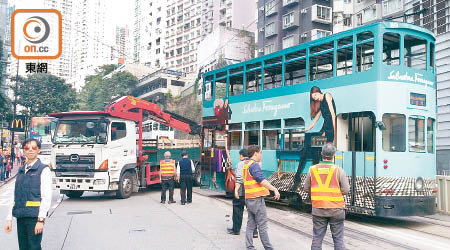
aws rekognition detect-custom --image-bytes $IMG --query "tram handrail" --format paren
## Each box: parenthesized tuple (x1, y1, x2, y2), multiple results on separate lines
(436, 175, 450, 215)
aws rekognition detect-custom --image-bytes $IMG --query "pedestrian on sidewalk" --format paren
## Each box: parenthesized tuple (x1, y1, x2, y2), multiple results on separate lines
(5, 158, 11, 179)
(243, 145, 280, 250)
(304, 143, 350, 250)
(5, 138, 52, 250)
(177, 151, 195, 205)
(0, 151, 6, 181)
(160, 151, 176, 204)
(228, 148, 258, 238)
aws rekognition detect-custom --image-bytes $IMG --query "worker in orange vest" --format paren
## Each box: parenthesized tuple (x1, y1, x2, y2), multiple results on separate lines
(304, 143, 350, 250)
(160, 151, 176, 204)
(243, 145, 280, 250)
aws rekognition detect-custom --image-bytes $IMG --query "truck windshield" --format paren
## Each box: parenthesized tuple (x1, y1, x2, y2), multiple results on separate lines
(53, 120, 106, 144)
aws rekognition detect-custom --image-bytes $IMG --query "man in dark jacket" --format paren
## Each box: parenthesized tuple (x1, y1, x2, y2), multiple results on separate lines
(4, 138, 52, 250)
(177, 151, 195, 205)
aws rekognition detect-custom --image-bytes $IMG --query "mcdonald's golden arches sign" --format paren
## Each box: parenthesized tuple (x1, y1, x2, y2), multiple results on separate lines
(9, 115, 25, 132)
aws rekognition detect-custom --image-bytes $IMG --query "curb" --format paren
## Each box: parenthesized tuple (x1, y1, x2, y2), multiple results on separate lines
(0, 173, 17, 188)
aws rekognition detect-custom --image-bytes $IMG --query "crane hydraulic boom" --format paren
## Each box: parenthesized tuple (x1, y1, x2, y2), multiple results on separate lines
(104, 96, 201, 164)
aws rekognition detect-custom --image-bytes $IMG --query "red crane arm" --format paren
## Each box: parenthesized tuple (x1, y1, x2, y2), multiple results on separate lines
(104, 96, 198, 134)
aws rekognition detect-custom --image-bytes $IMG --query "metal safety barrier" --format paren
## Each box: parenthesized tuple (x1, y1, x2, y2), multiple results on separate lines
(437, 175, 450, 215)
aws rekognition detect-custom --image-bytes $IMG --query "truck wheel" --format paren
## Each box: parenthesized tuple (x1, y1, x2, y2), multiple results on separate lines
(117, 171, 133, 199)
(65, 191, 84, 199)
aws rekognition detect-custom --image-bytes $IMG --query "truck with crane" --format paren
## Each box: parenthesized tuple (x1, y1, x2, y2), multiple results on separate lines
(49, 96, 201, 199)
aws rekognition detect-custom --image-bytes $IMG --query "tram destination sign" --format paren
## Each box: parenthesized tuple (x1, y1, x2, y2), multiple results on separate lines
(410, 92, 426, 106)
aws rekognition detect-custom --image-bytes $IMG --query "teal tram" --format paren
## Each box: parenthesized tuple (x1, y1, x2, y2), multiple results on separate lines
(200, 22, 437, 217)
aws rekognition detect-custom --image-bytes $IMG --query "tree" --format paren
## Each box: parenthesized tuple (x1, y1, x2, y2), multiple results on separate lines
(17, 73, 78, 117)
(79, 64, 138, 111)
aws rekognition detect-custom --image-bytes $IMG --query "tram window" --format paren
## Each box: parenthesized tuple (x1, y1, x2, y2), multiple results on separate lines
(285, 49, 306, 61)
(430, 43, 435, 71)
(285, 59, 306, 85)
(228, 123, 242, 150)
(356, 41, 374, 72)
(338, 36, 353, 47)
(215, 78, 227, 100)
(409, 117, 425, 153)
(245, 70, 261, 93)
(284, 117, 305, 151)
(404, 35, 427, 70)
(309, 42, 334, 81)
(383, 33, 400, 65)
(337, 46, 353, 76)
(153, 122, 159, 131)
(382, 114, 406, 152)
(229, 74, 244, 96)
(357, 31, 373, 43)
(244, 121, 260, 146)
(264, 65, 282, 89)
(263, 120, 281, 150)
(427, 118, 435, 153)
(204, 82, 212, 101)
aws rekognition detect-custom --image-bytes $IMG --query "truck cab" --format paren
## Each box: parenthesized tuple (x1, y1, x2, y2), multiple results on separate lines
(51, 112, 138, 198)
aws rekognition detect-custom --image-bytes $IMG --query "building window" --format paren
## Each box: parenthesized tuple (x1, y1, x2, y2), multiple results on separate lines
(382, 0, 402, 16)
(156, 48, 160, 54)
(264, 44, 275, 55)
(343, 16, 352, 26)
(282, 35, 296, 49)
(265, 22, 277, 37)
(265, 0, 277, 16)
(316, 5, 331, 21)
(283, 12, 295, 29)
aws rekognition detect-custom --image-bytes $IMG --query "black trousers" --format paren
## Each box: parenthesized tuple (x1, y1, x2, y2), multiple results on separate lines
(17, 217, 42, 250)
(232, 196, 245, 233)
(161, 178, 175, 201)
(179, 174, 193, 203)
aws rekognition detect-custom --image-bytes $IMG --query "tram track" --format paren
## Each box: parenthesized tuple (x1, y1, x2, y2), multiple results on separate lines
(195, 190, 421, 249)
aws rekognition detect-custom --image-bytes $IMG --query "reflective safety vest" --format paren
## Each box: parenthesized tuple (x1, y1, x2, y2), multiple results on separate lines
(310, 162, 345, 209)
(160, 160, 175, 177)
(242, 160, 269, 199)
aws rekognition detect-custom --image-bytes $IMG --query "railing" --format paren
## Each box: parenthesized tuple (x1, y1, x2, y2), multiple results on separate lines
(437, 175, 450, 215)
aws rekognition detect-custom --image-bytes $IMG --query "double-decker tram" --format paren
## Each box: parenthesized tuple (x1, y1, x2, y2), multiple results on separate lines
(200, 22, 437, 217)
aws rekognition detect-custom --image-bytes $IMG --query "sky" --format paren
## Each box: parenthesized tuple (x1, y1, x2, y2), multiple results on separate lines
(9, 0, 134, 45)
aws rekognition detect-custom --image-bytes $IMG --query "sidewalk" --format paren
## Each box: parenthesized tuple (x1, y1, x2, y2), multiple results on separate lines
(0, 161, 20, 188)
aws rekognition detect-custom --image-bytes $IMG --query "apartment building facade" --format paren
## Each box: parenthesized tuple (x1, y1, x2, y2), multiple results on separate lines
(257, 0, 333, 56)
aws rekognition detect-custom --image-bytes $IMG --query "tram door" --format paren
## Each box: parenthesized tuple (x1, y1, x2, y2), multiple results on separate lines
(336, 112, 375, 210)
(200, 128, 214, 189)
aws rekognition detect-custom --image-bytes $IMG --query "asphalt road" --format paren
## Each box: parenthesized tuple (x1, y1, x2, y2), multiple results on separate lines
(1, 180, 450, 250)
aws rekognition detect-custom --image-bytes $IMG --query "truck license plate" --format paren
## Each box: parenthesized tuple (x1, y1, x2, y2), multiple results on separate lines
(69, 184, 77, 190)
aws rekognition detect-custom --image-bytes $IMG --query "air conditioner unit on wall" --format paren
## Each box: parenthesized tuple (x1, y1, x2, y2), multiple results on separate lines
(258, 48, 264, 52)
(301, 33, 308, 38)
(259, 27, 265, 32)
(301, 9, 307, 14)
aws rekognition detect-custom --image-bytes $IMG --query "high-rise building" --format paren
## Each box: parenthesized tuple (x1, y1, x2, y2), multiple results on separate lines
(70, 0, 109, 89)
(257, 0, 333, 56)
(134, 0, 168, 69)
(111, 26, 131, 65)
(0, 0, 9, 96)
(201, 0, 257, 37)
(134, 0, 257, 75)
